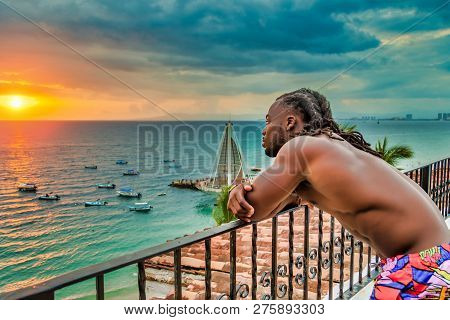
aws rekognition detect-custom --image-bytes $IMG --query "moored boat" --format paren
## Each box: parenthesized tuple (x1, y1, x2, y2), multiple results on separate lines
(123, 169, 139, 176)
(117, 187, 142, 198)
(38, 194, 60, 200)
(157, 192, 167, 196)
(116, 160, 128, 165)
(85, 165, 98, 169)
(18, 183, 38, 192)
(97, 182, 116, 189)
(129, 202, 153, 212)
(250, 167, 261, 172)
(85, 200, 108, 207)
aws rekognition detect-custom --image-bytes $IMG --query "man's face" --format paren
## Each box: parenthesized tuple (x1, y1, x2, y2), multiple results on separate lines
(262, 102, 302, 157)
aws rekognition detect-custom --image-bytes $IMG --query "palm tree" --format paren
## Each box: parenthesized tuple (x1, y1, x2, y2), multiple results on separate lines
(338, 123, 357, 133)
(211, 185, 236, 225)
(375, 137, 414, 169)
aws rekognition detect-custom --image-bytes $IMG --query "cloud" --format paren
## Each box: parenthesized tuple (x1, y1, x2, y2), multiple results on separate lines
(0, 0, 448, 120)
(1, 0, 382, 74)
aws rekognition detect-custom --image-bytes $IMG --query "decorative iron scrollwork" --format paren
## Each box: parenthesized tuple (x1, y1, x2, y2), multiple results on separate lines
(344, 246, 352, 256)
(277, 265, 287, 277)
(294, 273, 304, 285)
(236, 283, 249, 298)
(261, 294, 271, 300)
(333, 252, 342, 264)
(309, 248, 318, 260)
(322, 241, 331, 253)
(217, 293, 229, 300)
(217, 283, 249, 300)
(321, 258, 331, 269)
(277, 283, 287, 298)
(309, 266, 318, 279)
(334, 237, 343, 247)
(259, 271, 271, 287)
(295, 255, 305, 269)
(345, 232, 353, 241)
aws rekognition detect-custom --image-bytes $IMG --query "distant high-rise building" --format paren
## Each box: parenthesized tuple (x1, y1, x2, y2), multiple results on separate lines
(406, 114, 412, 120)
(444, 113, 449, 121)
(438, 113, 443, 120)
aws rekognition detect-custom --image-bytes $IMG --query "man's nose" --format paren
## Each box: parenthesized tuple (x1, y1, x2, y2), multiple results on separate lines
(262, 127, 267, 136)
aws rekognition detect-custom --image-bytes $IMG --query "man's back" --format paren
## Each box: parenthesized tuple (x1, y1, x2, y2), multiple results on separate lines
(296, 134, 449, 258)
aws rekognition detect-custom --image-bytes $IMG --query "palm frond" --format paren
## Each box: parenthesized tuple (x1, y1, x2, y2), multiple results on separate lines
(375, 137, 414, 168)
(338, 123, 357, 133)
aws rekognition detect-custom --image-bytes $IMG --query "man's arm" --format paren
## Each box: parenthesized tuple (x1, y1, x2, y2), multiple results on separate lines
(241, 137, 310, 221)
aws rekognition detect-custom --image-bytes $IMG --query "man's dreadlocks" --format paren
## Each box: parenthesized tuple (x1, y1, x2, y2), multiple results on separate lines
(276, 88, 382, 158)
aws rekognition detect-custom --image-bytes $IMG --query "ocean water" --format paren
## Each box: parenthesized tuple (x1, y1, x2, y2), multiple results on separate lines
(0, 120, 449, 299)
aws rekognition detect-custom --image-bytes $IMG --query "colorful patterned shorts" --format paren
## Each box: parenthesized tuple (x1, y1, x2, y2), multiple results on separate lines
(370, 242, 450, 300)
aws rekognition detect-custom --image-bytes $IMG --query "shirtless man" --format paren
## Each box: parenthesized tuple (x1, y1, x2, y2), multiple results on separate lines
(227, 88, 450, 300)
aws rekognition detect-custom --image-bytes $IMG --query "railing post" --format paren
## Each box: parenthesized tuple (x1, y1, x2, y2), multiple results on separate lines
(338, 227, 345, 299)
(251, 224, 258, 300)
(420, 164, 431, 194)
(328, 216, 334, 300)
(96, 274, 104, 300)
(204, 239, 211, 300)
(271, 217, 278, 300)
(174, 248, 182, 300)
(303, 206, 309, 300)
(229, 230, 237, 300)
(316, 210, 323, 300)
(138, 262, 146, 300)
(288, 211, 294, 300)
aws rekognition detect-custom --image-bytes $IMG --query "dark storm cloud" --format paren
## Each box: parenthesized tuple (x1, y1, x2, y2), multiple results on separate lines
(0, 0, 383, 73)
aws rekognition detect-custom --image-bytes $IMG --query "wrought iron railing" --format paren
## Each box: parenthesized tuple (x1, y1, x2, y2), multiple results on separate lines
(0, 157, 448, 300)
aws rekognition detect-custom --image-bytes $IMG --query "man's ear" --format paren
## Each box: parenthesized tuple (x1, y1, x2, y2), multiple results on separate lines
(286, 115, 296, 131)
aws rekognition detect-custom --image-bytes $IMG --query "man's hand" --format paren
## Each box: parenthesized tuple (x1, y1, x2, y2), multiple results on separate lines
(227, 184, 254, 222)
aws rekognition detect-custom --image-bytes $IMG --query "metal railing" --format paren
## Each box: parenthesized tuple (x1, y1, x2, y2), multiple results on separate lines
(1, 157, 448, 300)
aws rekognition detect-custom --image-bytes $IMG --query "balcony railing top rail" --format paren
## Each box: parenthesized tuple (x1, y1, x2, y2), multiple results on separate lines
(1, 157, 448, 300)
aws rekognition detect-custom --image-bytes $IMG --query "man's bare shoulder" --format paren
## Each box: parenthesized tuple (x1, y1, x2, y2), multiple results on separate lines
(273, 134, 349, 176)
(279, 134, 347, 161)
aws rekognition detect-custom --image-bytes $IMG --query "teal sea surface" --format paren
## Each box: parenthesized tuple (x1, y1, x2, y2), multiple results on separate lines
(0, 120, 449, 299)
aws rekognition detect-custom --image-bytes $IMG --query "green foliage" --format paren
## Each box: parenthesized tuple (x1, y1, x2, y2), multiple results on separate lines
(212, 185, 237, 226)
(338, 123, 357, 133)
(375, 137, 414, 169)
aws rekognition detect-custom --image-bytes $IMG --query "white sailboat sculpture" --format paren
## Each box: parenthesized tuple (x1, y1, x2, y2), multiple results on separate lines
(170, 121, 247, 192)
(196, 121, 246, 192)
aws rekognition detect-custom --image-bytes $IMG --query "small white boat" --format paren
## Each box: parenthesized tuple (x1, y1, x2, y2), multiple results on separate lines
(117, 187, 142, 198)
(123, 169, 139, 176)
(97, 183, 116, 189)
(85, 200, 108, 207)
(85, 165, 98, 169)
(38, 194, 60, 200)
(129, 202, 153, 212)
(157, 193, 167, 196)
(18, 183, 38, 192)
(116, 160, 128, 165)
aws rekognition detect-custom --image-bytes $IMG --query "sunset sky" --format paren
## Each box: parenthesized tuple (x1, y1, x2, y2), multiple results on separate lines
(0, 1, 448, 120)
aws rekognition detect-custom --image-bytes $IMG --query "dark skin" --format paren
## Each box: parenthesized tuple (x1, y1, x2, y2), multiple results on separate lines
(228, 101, 449, 259)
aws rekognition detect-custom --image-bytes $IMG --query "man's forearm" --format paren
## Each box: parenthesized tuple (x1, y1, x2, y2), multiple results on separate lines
(251, 192, 299, 221)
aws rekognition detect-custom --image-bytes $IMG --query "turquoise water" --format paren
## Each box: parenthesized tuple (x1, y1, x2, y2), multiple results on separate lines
(0, 120, 449, 299)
